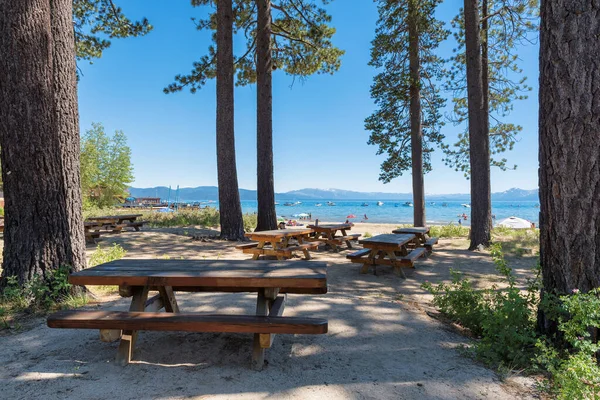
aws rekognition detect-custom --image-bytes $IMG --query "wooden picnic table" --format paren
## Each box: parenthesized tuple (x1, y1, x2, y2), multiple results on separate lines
(347, 233, 426, 278)
(241, 228, 318, 260)
(86, 214, 147, 232)
(47, 259, 328, 370)
(307, 223, 361, 252)
(392, 226, 438, 252)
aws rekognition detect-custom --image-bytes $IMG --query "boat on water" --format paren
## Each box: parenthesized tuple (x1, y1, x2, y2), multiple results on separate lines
(315, 203, 322, 207)
(394, 203, 399, 207)
(361, 202, 369, 207)
(429, 202, 435, 206)
(295, 201, 302, 205)
(283, 202, 295, 206)
(404, 201, 413, 207)
(377, 201, 384, 206)
(442, 202, 448, 207)
(327, 201, 336, 206)
(461, 203, 471, 208)
(274, 202, 279, 205)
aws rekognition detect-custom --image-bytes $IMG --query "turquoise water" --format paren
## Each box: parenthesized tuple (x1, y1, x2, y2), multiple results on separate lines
(232, 200, 540, 226)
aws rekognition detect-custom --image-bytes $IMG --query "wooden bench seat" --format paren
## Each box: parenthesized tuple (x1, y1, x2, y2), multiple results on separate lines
(125, 220, 148, 231)
(346, 248, 370, 259)
(47, 310, 328, 335)
(235, 242, 259, 250)
(285, 242, 320, 252)
(336, 234, 361, 241)
(401, 247, 427, 263)
(425, 237, 438, 248)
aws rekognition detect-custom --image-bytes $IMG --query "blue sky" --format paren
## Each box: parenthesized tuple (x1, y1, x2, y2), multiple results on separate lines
(77, 0, 540, 195)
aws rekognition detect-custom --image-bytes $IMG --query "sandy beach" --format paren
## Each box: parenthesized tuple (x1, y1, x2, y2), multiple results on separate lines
(0, 224, 540, 399)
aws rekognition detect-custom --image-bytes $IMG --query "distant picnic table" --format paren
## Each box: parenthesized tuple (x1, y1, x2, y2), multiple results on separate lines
(347, 233, 426, 278)
(392, 226, 438, 253)
(307, 223, 360, 252)
(47, 259, 328, 370)
(240, 228, 318, 260)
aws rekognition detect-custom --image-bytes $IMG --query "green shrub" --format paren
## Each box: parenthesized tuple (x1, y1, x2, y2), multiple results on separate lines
(1, 265, 82, 316)
(428, 224, 471, 238)
(88, 243, 127, 267)
(144, 208, 220, 228)
(0, 206, 4, 217)
(423, 243, 540, 368)
(243, 213, 257, 232)
(363, 232, 373, 238)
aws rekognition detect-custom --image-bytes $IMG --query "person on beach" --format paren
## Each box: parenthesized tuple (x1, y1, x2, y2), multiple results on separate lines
(458, 218, 462, 225)
(364, 214, 368, 220)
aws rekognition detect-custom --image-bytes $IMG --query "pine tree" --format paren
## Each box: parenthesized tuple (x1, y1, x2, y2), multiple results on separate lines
(538, 0, 600, 332)
(365, 0, 448, 226)
(165, 0, 343, 232)
(0, 0, 86, 285)
(444, 0, 537, 249)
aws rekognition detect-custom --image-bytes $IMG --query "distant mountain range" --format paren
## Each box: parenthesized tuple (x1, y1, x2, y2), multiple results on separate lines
(128, 186, 539, 202)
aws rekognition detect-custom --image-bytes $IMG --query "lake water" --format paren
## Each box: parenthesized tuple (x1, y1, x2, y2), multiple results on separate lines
(231, 200, 540, 226)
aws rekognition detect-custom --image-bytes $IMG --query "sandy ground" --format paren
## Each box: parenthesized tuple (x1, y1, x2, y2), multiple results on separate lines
(0, 223, 541, 400)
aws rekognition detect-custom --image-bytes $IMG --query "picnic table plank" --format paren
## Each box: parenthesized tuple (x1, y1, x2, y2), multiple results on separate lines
(69, 260, 328, 290)
(88, 214, 143, 221)
(392, 227, 430, 235)
(359, 233, 415, 247)
(244, 229, 315, 260)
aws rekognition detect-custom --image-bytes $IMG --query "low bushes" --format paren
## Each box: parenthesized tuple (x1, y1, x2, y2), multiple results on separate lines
(423, 243, 600, 399)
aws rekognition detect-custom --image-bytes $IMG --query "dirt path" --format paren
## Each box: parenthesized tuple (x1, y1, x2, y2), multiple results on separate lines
(0, 226, 540, 399)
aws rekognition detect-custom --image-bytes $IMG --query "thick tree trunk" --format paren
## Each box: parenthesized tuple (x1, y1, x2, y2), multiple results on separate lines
(216, 0, 245, 240)
(0, 0, 86, 286)
(464, 0, 491, 250)
(538, 0, 600, 301)
(408, 0, 425, 227)
(51, 0, 86, 272)
(255, 0, 277, 232)
(481, 0, 489, 129)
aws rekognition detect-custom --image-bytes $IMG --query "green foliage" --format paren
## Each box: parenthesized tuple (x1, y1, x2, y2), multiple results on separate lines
(243, 213, 258, 232)
(80, 123, 134, 209)
(73, 0, 153, 63)
(424, 243, 600, 397)
(88, 243, 127, 267)
(0, 266, 84, 320)
(365, 0, 448, 183)
(165, 0, 344, 93)
(144, 208, 220, 228)
(0, 207, 4, 217)
(442, 0, 538, 176)
(428, 224, 471, 238)
(363, 232, 373, 238)
(422, 243, 540, 368)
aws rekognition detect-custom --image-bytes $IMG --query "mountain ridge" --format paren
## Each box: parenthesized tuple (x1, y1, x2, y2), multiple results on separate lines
(128, 186, 539, 202)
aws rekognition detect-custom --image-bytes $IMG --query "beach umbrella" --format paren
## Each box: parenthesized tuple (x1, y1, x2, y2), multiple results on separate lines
(277, 216, 286, 222)
(346, 214, 357, 219)
(496, 216, 532, 229)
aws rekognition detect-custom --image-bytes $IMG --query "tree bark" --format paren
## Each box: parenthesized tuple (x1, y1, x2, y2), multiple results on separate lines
(538, 0, 600, 300)
(408, 0, 425, 227)
(464, 0, 491, 250)
(0, 0, 86, 286)
(255, 0, 277, 232)
(216, 0, 246, 240)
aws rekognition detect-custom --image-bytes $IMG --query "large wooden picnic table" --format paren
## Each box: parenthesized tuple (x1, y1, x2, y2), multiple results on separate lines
(307, 223, 361, 252)
(242, 228, 317, 260)
(347, 233, 425, 278)
(48, 259, 328, 370)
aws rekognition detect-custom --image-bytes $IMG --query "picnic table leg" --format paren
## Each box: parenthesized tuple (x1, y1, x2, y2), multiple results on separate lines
(387, 251, 407, 279)
(360, 249, 376, 274)
(328, 232, 339, 252)
(158, 286, 180, 313)
(116, 286, 150, 366)
(296, 235, 311, 260)
(254, 241, 266, 260)
(252, 288, 278, 370)
(341, 229, 353, 249)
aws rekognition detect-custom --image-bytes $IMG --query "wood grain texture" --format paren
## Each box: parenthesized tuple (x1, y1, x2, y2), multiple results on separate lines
(392, 227, 430, 235)
(48, 311, 328, 334)
(359, 234, 415, 247)
(538, 0, 600, 294)
(68, 259, 328, 289)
